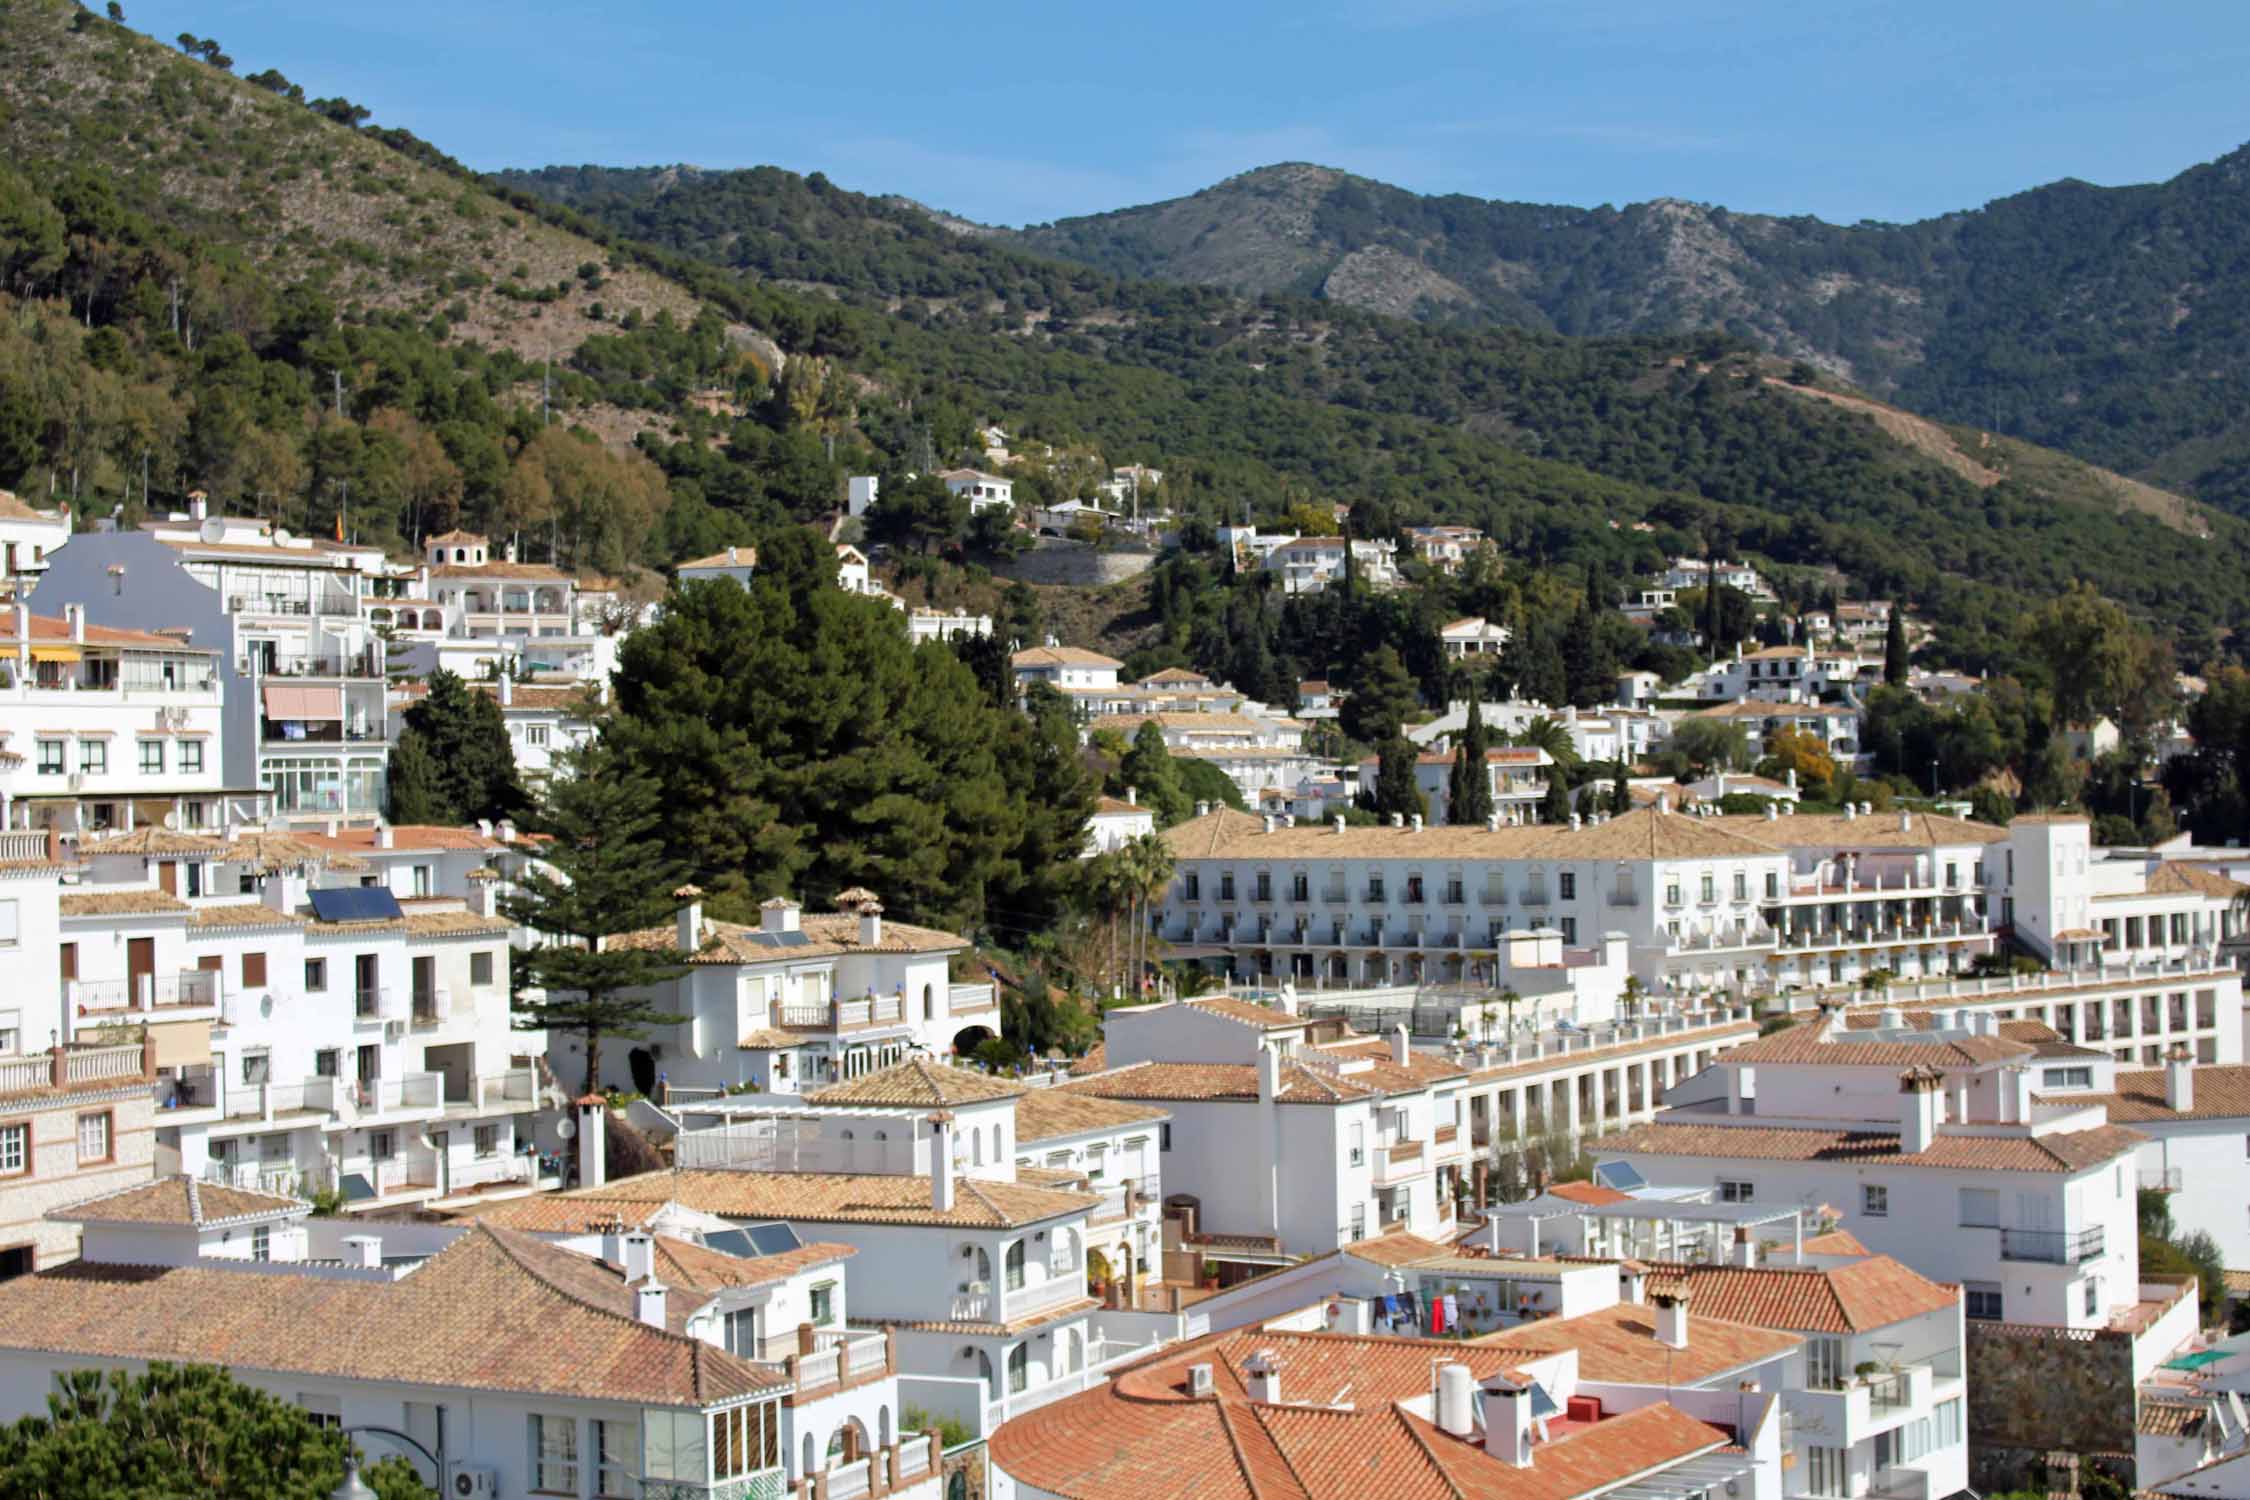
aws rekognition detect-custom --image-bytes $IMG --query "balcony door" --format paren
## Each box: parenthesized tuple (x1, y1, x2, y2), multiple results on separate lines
(127, 937, 155, 1002)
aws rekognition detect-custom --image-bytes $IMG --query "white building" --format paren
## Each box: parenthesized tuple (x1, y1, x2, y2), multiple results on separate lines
(1087, 710, 1316, 802)
(940, 469, 1015, 513)
(1662, 556, 1777, 602)
(1262, 535, 1400, 595)
(1439, 614, 1512, 662)
(847, 475, 880, 518)
(1354, 745, 1553, 826)
(0, 1179, 906, 1499)
(1684, 698, 1865, 765)
(1011, 643, 1122, 699)
(676, 544, 759, 590)
(0, 490, 70, 597)
(580, 892, 1002, 1097)
(0, 605, 231, 842)
(1085, 793, 1155, 857)
(1403, 524, 1488, 575)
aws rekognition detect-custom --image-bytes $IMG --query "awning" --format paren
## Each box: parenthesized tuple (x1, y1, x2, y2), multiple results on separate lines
(146, 1019, 212, 1070)
(27, 645, 81, 663)
(261, 684, 344, 720)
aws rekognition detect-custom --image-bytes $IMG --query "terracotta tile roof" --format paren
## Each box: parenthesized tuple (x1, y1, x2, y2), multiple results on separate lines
(1012, 645, 1122, 669)
(2088, 1065, 2250, 1122)
(188, 902, 304, 930)
(512, 1169, 1096, 1230)
(0, 1223, 777, 1406)
(2139, 1400, 2208, 1439)
(0, 614, 212, 651)
(60, 889, 190, 917)
(1161, 805, 1786, 862)
(52, 1175, 306, 1228)
(77, 828, 229, 858)
(1721, 1011, 2032, 1067)
(1711, 809, 2006, 849)
(1475, 1298, 1800, 1383)
(215, 831, 370, 873)
(2144, 863, 2250, 900)
(443, 1194, 683, 1234)
(1014, 1089, 1170, 1144)
(1340, 1229, 1454, 1268)
(1548, 1180, 1632, 1206)
(807, 1059, 1025, 1107)
(1600, 1120, 2147, 1173)
(1799, 1228, 1872, 1256)
(990, 1323, 1732, 1500)
(299, 825, 504, 854)
(1094, 796, 1153, 817)
(1068, 1043, 1108, 1076)
(1064, 1061, 1377, 1105)
(612, 911, 966, 962)
(676, 546, 757, 570)
(402, 909, 512, 938)
(1636, 1258, 1958, 1333)
(736, 1029, 804, 1050)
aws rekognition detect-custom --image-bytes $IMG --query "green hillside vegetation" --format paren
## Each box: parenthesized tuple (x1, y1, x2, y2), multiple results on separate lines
(999, 156, 2250, 515)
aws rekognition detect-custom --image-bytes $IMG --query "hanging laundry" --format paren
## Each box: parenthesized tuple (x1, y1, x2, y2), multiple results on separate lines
(1443, 1293, 1461, 1330)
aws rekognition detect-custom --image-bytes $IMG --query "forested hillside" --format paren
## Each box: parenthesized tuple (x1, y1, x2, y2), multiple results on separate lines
(5, 0, 2250, 670)
(998, 155, 2250, 514)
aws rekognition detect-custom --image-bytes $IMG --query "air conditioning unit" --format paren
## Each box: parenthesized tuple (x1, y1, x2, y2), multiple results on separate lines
(447, 1465, 500, 1499)
(384, 1020, 406, 1044)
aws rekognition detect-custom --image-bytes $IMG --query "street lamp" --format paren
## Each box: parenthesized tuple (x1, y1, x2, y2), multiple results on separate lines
(329, 1456, 378, 1500)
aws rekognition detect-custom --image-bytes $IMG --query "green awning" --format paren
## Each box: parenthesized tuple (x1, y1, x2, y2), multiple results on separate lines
(2163, 1350, 2228, 1371)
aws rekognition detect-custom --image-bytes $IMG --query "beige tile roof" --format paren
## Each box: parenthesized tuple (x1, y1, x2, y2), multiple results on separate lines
(1599, 1120, 2146, 1173)
(51, 1175, 306, 1228)
(2144, 863, 2250, 900)
(299, 825, 504, 854)
(402, 909, 512, 938)
(2088, 1065, 2250, 1122)
(188, 903, 304, 930)
(1163, 804, 1795, 862)
(1184, 996, 1313, 1030)
(806, 1059, 1025, 1108)
(0, 1223, 778, 1406)
(612, 911, 966, 963)
(1013, 645, 1123, 669)
(1340, 1229, 1454, 1268)
(1637, 1258, 1959, 1333)
(443, 1194, 683, 1234)
(1064, 1061, 1378, 1105)
(78, 828, 230, 858)
(1709, 810, 2007, 849)
(216, 831, 370, 874)
(1721, 1011, 2033, 1067)
(676, 546, 758, 570)
(648, 1235, 856, 1294)
(505, 1168, 1097, 1230)
(1474, 1298, 1801, 1383)
(60, 889, 190, 917)
(1014, 1090, 1170, 1144)
(2139, 1400, 2208, 1439)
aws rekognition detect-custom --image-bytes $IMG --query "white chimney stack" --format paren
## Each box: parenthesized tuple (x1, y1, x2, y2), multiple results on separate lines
(1197, 801, 1211, 818)
(1899, 1067, 1942, 1154)
(1126, 785, 1137, 807)
(1244, 1350, 1281, 1404)
(1487, 813, 1502, 832)
(1264, 815, 1277, 834)
(1654, 1291, 1690, 1349)
(341, 1234, 381, 1269)
(858, 900, 884, 947)
(1411, 814, 1424, 833)
(621, 1231, 656, 1285)
(635, 1278, 668, 1328)
(1437, 1362, 1475, 1437)
(1391, 1024, 1410, 1068)
(1733, 1227, 1759, 1268)
(1482, 1373, 1535, 1466)
(1332, 815, 1346, 834)
(2166, 1045, 2195, 1113)
(675, 885, 703, 951)
(760, 897, 800, 934)
(64, 602, 84, 643)
(930, 1111, 957, 1212)
(576, 1094, 608, 1188)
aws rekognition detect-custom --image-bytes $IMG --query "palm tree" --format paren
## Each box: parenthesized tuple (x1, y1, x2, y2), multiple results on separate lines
(1120, 833, 1176, 1001)
(1497, 986, 1524, 1042)
(1513, 716, 1581, 776)
(1082, 851, 1136, 999)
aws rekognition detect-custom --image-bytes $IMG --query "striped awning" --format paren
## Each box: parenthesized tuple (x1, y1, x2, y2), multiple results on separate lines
(261, 684, 344, 720)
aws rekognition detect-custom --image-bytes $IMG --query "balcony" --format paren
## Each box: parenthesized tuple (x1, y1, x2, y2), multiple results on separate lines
(949, 983, 998, 1014)
(1373, 1139, 1427, 1185)
(445, 1068, 541, 1115)
(780, 994, 907, 1032)
(1008, 1273, 1089, 1322)
(2138, 1166, 2183, 1193)
(354, 987, 402, 1022)
(70, 970, 220, 1017)
(1089, 1182, 1137, 1225)
(411, 986, 448, 1025)
(763, 1326, 890, 1396)
(253, 650, 381, 679)
(0, 1043, 145, 1096)
(1999, 1226, 2106, 1265)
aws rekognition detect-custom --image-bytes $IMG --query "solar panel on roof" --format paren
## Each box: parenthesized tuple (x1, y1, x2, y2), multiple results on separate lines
(746, 931, 811, 949)
(308, 887, 403, 924)
(1528, 1381, 1559, 1419)
(1593, 1160, 1646, 1191)
(702, 1223, 803, 1260)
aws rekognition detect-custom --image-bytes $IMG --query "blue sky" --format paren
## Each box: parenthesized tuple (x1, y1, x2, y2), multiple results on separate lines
(144, 1, 2250, 227)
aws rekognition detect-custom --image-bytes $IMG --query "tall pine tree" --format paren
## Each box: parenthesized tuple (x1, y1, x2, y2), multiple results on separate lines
(389, 667, 524, 825)
(1883, 605, 1909, 686)
(502, 743, 690, 1095)
(1372, 736, 1427, 820)
(1449, 695, 1495, 825)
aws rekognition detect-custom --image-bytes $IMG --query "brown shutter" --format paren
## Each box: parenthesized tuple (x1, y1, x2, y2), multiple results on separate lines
(242, 952, 267, 989)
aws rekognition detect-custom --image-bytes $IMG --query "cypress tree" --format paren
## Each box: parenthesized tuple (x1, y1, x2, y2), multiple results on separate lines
(1451, 695, 1495, 825)
(1883, 605, 1909, 686)
(1373, 736, 1427, 820)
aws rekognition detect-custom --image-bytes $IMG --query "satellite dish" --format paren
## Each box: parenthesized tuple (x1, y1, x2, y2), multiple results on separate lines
(556, 1117, 577, 1140)
(274, 528, 292, 546)
(161, 809, 179, 830)
(199, 517, 226, 544)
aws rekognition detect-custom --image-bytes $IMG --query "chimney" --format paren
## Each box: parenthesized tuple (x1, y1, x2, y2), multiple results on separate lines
(576, 1094, 608, 1188)
(2004, 1064, 2033, 1124)
(1765, 803, 1779, 821)
(1392, 813, 1405, 829)
(64, 603, 84, 643)
(341, 1234, 381, 1269)
(1899, 1067, 1942, 1154)
(619, 1230, 657, 1283)
(1196, 801, 1211, 818)
(1263, 815, 1277, 834)
(1733, 1227, 1759, 1268)
(1843, 803, 1857, 821)
(1391, 1023, 1410, 1068)
(2166, 1044, 2195, 1112)
(374, 824, 394, 850)
(1654, 1291, 1690, 1349)
(1482, 1373, 1534, 1466)
(1785, 767, 1798, 790)
(858, 900, 884, 947)
(1411, 814, 1424, 832)
(930, 1110, 956, 1212)
(635, 1278, 669, 1328)
(1244, 1350, 1281, 1404)
(499, 674, 513, 707)
(1658, 794, 1671, 815)
(1126, 785, 1137, 807)
(1621, 1265, 1648, 1304)
(1569, 813, 1582, 831)
(1437, 1362, 1476, 1437)
(188, 489, 209, 521)
(760, 897, 800, 934)
(675, 885, 704, 950)
(1257, 1045, 1281, 1103)
(1487, 813, 1502, 832)
(1333, 815, 1346, 834)
(1899, 811, 1912, 833)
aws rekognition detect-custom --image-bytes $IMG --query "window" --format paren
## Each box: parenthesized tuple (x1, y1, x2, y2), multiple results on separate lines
(1003, 1240, 1026, 1292)
(2042, 1066, 2093, 1089)
(1807, 1446, 1849, 1497)
(1348, 1122, 1366, 1167)
(1806, 1335, 1847, 1389)
(530, 1413, 579, 1494)
(1254, 872, 1272, 902)
(2084, 1277, 2101, 1317)
(470, 951, 495, 986)
(1764, 871, 1779, 900)
(76, 1112, 111, 1164)
(305, 959, 326, 992)
(1367, 876, 1386, 902)
(709, 1403, 775, 1480)
(241, 1051, 271, 1085)
(1349, 1202, 1366, 1241)
(723, 1307, 760, 1357)
(1958, 1188, 1999, 1228)
(810, 1282, 835, 1326)
(1159, 1123, 1172, 1153)
(1718, 1180, 1754, 1203)
(252, 1226, 272, 1263)
(314, 1049, 341, 1078)
(36, 740, 63, 775)
(299, 1394, 341, 1430)
(1861, 1184, 1889, 1217)
(1183, 873, 1199, 900)
(78, 740, 107, 775)
(1665, 882, 1682, 907)
(1559, 917, 1577, 944)
(1219, 874, 1236, 901)
(475, 1124, 501, 1158)
(138, 740, 164, 774)
(1732, 872, 1747, 901)
(1700, 873, 1716, 903)
(1935, 1397, 1962, 1449)
(242, 952, 267, 989)
(1008, 1343, 1030, 1395)
(526, 724, 552, 748)
(180, 740, 204, 773)
(593, 1418, 640, 1498)
(1558, 872, 1576, 900)
(1964, 1281, 2004, 1320)
(369, 1129, 395, 1160)
(0, 1123, 27, 1175)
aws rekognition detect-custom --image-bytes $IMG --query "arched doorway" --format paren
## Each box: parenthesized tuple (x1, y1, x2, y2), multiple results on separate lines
(951, 1024, 994, 1058)
(627, 1048, 656, 1095)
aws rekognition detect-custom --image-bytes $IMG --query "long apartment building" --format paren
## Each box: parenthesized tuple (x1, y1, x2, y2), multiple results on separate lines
(1156, 804, 2250, 1000)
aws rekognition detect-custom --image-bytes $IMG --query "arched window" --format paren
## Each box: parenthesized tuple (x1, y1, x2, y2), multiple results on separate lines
(1004, 1239, 1027, 1291)
(971, 1130, 983, 1167)
(1006, 1342, 1030, 1395)
(879, 1406, 891, 1448)
(975, 1247, 991, 1283)
(838, 1128, 854, 1141)
(453, 548, 466, 563)
(923, 983, 935, 1021)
